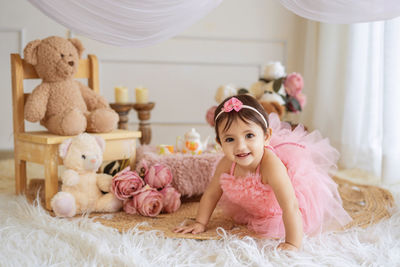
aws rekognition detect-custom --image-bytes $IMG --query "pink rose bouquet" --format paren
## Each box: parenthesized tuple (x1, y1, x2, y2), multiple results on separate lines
(133, 185, 163, 217)
(284, 72, 304, 97)
(144, 164, 173, 189)
(112, 162, 181, 217)
(281, 72, 306, 113)
(136, 160, 149, 179)
(205, 106, 217, 127)
(111, 167, 145, 200)
(160, 186, 181, 213)
(295, 92, 306, 109)
(122, 198, 137, 215)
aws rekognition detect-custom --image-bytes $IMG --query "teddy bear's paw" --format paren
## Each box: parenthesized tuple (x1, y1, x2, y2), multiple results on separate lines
(60, 109, 87, 135)
(46, 109, 87, 136)
(95, 193, 122, 212)
(51, 192, 76, 217)
(96, 173, 113, 192)
(61, 169, 80, 186)
(86, 108, 118, 133)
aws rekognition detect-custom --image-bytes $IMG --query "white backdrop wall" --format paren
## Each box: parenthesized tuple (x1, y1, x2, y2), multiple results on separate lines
(0, 0, 307, 150)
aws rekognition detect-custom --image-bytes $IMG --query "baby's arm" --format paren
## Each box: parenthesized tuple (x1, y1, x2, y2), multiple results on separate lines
(174, 157, 230, 234)
(261, 150, 303, 250)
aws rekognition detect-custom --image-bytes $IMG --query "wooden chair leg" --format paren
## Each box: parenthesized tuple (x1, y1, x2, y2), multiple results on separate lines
(44, 146, 59, 210)
(129, 139, 137, 170)
(15, 158, 27, 194)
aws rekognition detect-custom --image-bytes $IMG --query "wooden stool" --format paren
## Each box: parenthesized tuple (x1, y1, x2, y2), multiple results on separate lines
(132, 102, 155, 145)
(110, 103, 134, 130)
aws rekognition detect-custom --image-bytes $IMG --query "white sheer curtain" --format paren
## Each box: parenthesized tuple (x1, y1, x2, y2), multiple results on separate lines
(278, 0, 400, 23)
(27, 0, 400, 47)
(27, 0, 222, 47)
(301, 18, 400, 184)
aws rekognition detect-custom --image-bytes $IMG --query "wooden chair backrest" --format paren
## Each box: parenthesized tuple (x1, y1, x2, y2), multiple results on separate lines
(10, 54, 99, 135)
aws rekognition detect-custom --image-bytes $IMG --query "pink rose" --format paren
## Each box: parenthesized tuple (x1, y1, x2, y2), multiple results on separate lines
(144, 164, 173, 189)
(136, 160, 149, 178)
(122, 198, 138, 215)
(295, 92, 307, 109)
(160, 186, 181, 213)
(111, 167, 145, 200)
(133, 186, 163, 217)
(284, 73, 304, 97)
(205, 106, 217, 127)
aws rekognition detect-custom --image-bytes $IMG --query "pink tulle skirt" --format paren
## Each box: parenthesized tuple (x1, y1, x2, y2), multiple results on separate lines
(219, 113, 352, 238)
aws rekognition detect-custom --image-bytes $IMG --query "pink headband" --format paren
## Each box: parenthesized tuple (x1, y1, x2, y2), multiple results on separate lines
(215, 97, 268, 128)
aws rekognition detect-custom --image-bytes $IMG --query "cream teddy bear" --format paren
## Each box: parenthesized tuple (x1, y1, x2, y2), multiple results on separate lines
(51, 133, 122, 217)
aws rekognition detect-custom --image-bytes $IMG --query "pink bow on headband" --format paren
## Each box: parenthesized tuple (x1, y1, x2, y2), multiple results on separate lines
(223, 97, 243, 112)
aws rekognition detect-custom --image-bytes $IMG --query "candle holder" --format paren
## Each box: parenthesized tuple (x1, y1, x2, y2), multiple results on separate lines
(110, 103, 134, 130)
(132, 102, 155, 145)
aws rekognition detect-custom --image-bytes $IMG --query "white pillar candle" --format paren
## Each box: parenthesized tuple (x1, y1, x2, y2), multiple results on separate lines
(114, 86, 129, 103)
(135, 86, 148, 104)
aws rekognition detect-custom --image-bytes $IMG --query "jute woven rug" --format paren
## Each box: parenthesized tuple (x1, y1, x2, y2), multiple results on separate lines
(26, 177, 394, 240)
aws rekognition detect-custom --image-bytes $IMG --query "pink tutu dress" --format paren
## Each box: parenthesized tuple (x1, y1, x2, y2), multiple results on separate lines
(219, 113, 352, 238)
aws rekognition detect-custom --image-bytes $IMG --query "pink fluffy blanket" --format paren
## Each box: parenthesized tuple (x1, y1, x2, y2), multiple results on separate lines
(136, 145, 223, 197)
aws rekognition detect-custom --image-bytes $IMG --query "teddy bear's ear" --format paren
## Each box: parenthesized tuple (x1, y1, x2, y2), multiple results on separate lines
(94, 136, 105, 152)
(59, 138, 73, 159)
(23, 39, 41, 65)
(68, 38, 84, 58)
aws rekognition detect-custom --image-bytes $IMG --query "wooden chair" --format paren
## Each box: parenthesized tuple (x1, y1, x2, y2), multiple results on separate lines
(11, 53, 141, 210)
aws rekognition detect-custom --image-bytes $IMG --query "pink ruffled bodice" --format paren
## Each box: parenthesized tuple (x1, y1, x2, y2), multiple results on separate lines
(219, 113, 352, 238)
(220, 162, 281, 217)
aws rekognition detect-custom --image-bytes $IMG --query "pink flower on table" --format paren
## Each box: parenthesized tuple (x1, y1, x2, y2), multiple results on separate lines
(206, 106, 217, 127)
(295, 92, 307, 109)
(133, 185, 163, 217)
(136, 160, 149, 179)
(144, 164, 173, 189)
(111, 167, 145, 200)
(160, 186, 181, 213)
(122, 198, 138, 215)
(284, 73, 304, 97)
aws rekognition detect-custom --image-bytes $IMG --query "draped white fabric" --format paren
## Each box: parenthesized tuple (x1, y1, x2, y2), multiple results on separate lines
(278, 0, 400, 23)
(27, 0, 222, 47)
(301, 18, 400, 184)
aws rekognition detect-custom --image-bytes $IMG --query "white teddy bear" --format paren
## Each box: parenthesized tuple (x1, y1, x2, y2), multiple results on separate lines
(249, 61, 286, 99)
(214, 84, 237, 103)
(51, 133, 122, 217)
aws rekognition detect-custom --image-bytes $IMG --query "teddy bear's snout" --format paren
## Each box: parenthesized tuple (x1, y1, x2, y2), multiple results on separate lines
(83, 155, 100, 170)
(68, 61, 74, 66)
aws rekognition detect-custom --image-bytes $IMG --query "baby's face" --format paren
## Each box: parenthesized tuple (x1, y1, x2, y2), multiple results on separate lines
(219, 117, 268, 171)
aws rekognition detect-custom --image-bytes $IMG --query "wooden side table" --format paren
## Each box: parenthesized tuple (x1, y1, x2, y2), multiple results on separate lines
(109, 103, 134, 130)
(132, 102, 155, 145)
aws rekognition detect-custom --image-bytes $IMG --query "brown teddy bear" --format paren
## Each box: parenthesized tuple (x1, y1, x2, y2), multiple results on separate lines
(23, 36, 119, 136)
(260, 101, 285, 119)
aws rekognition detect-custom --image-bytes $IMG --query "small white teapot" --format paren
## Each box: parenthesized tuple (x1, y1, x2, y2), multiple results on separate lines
(176, 128, 210, 155)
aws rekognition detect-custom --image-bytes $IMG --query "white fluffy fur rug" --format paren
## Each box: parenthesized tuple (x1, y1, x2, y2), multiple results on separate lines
(1, 194, 400, 266)
(1, 160, 400, 266)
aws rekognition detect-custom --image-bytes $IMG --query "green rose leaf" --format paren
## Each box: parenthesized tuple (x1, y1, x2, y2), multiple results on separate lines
(273, 77, 284, 93)
(280, 94, 287, 103)
(237, 88, 249, 95)
(289, 97, 302, 112)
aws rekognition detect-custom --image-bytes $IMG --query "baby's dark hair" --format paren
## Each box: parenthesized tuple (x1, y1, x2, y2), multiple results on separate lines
(214, 94, 269, 144)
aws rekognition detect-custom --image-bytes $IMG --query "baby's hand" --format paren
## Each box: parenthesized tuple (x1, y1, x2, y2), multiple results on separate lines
(173, 221, 206, 234)
(277, 242, 299, 251)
